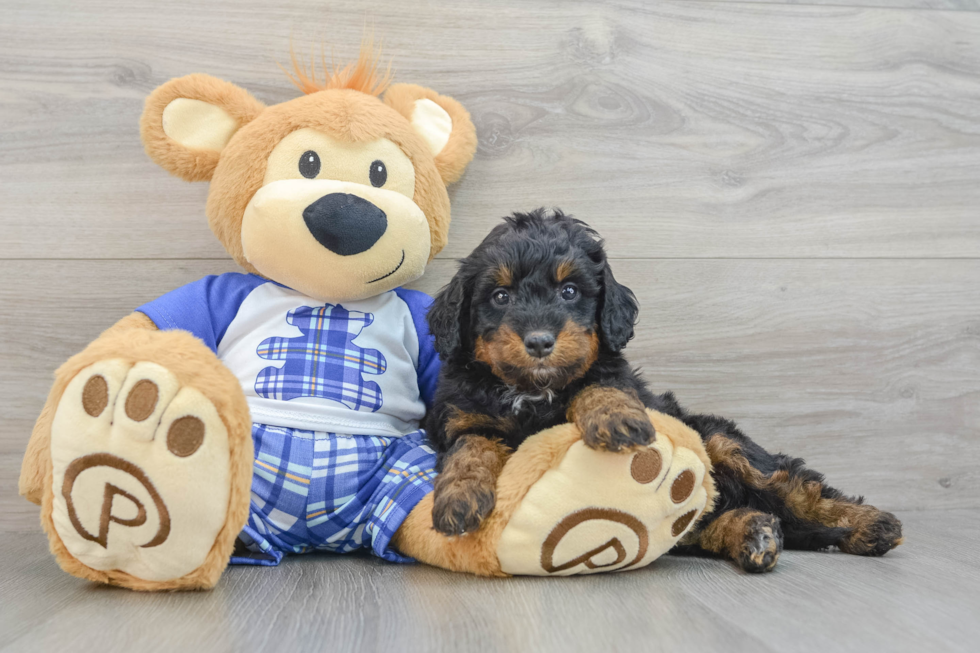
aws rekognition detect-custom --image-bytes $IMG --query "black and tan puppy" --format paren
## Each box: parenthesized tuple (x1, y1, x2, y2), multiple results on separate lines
(425, 209, 903, 573)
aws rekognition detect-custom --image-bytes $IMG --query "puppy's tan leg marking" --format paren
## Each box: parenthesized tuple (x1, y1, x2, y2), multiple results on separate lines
(706, 435, 903, 556)
(432, 436, 511, 536)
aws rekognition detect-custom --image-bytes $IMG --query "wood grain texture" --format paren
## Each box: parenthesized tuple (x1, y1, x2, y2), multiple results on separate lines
(1, 1, 978, 650)
(1, 511, 977, 653)
(703, 0, 980, 11)
(1, 0, 980, 259)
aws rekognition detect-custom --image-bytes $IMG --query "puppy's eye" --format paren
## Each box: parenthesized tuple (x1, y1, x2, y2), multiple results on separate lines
(299, 151, 321, 179)
(492, 289, 510, 306)
(560, 284, 578, 301)
(369, 160, 387, 187)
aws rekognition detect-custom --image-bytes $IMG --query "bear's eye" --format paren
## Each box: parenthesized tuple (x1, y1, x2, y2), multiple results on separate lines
(299, 151, 320, 179)
(369, 160, 387, 187)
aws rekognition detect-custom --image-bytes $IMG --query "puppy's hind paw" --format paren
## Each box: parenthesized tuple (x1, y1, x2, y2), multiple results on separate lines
(839, 508, 903, 556)
(735, 514, 783, 573)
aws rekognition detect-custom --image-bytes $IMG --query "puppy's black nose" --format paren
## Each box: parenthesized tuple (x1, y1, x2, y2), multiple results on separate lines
(302, 193, 387, 256)
(524, 331, 556, 358)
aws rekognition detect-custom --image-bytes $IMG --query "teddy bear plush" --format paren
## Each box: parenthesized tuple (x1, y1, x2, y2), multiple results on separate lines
(18, 46, 715, 590)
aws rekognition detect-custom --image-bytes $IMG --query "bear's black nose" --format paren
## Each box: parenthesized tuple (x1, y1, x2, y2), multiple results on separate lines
(524, 331, 556, 358)
(302, 193, 387, 256)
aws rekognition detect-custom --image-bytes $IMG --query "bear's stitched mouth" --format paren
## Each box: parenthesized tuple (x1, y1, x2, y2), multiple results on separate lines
(367, 250, 406, 284)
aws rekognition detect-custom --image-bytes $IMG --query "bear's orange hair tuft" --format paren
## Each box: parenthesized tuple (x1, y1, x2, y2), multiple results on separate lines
(283, 36, 392, 97)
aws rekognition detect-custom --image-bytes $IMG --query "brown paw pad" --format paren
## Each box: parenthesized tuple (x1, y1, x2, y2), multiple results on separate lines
(672, 509, 699, 537)
(670, 470, 695, 503)
(82, 375, 109, 417)
(630, 449, 662, 484)
(167, 416, 206, 457)
(125, 379, 159, 421)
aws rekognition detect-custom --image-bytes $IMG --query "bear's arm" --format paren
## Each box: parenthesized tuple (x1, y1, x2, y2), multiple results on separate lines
(137, 273, 268, 352)
(393, 288, 441, 411)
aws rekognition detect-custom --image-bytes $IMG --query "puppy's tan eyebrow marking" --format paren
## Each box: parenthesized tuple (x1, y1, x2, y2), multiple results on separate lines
(556, 258, 576, 282)
(494, 265, 512, 287)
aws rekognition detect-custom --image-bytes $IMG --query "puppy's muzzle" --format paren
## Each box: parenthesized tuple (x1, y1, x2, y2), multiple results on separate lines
(303, 193, 387, 256)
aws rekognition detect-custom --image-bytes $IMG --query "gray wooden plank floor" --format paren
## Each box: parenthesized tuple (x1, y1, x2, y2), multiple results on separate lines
(707, 0, 980, 10)
(1, 510, 977, 653)
(1, 0, 978, 651)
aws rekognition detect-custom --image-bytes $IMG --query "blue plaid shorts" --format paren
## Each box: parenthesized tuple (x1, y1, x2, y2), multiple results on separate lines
(230, 424, 437, 566)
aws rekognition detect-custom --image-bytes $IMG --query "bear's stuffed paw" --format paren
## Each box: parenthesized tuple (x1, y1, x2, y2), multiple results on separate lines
(44, 358, 247, 589)
(494, 410, 714, 576)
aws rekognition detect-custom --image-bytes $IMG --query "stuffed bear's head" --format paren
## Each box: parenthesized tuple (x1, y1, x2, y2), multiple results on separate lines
(140, 50, 477, 302)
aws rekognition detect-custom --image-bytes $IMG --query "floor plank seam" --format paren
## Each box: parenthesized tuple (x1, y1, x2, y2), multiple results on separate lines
(685, 0, 980, 15)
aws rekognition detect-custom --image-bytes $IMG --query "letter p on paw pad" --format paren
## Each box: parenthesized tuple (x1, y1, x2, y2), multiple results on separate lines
(496, 421, 710, 576)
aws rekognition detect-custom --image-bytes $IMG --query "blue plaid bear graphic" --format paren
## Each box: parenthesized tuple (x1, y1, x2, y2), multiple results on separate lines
(255, 304, 386, 411)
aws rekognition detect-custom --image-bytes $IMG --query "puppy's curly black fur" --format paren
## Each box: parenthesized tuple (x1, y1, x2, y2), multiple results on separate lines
(425, 209, 903, 572)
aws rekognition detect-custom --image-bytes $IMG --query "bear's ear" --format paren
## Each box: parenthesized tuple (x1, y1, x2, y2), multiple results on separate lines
(384, 83, 478, 185)
(140, 74, 265, 182)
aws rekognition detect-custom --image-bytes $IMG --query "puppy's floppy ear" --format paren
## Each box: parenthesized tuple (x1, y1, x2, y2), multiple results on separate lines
(598, 263, 639, 353)
(140, 74, 265, 182)
(427, 269, 472, 361)
(384, 83, 478, 185)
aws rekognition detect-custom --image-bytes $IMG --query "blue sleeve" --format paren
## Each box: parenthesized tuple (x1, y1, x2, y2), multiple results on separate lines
(394, 288, 441, 410)
(137, 273, 268, 352)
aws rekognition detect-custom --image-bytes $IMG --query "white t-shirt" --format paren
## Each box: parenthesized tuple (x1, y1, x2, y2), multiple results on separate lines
(138, 273, 439, 437)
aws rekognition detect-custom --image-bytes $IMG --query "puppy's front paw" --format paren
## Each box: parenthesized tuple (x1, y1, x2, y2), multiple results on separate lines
(570, 386, 655, 452)
(578, 407, 655, 452)
(432, 478, 496, 536)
